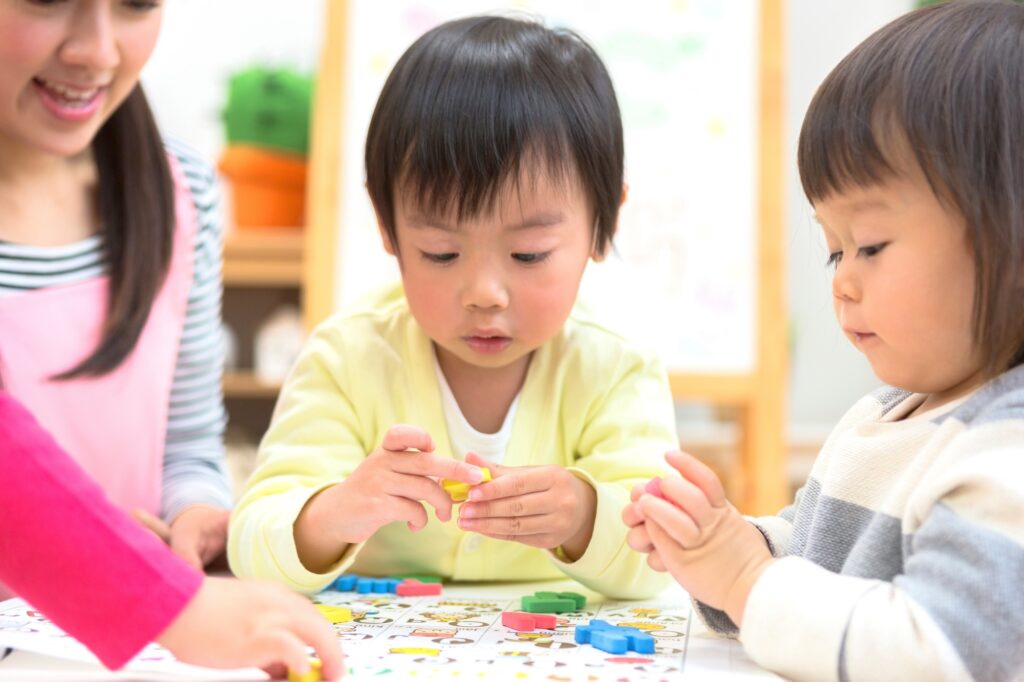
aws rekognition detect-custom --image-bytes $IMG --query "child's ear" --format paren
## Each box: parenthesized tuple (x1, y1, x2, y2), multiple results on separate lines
(591, 183, 627, 263)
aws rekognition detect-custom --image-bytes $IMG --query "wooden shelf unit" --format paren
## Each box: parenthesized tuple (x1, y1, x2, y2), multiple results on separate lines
(223, 371, 283, 398)
(223, 228, 305, 287)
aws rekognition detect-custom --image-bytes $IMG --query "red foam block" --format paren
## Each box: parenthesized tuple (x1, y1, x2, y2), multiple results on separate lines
(501, 611, 557, 632)
(396, 579, 442, 596)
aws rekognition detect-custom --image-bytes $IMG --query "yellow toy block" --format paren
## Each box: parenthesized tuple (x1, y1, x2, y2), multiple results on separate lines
(288, 658, 322, 682)
(314, 604, 353, 624)
(441, 467, 491, 502)
(390, 647, 441, 655)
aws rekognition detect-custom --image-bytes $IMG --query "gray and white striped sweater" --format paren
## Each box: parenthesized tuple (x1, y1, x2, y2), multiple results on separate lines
(701, 366, 1024, 681)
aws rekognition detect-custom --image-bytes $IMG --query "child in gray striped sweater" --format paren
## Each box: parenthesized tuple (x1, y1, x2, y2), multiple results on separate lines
(623, 2, 1024, 680)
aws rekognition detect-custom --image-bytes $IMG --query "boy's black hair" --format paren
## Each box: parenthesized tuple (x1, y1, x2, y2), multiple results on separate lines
(365, 15, 623, 255)
(798, 0, 1024, 375)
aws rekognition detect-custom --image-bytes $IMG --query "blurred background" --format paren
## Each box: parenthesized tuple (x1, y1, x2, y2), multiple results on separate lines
(141, 0, 918, 512)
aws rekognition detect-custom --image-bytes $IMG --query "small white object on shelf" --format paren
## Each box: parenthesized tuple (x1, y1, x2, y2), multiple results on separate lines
(221, 322, 238, 372)
(254, 305, 305, 383)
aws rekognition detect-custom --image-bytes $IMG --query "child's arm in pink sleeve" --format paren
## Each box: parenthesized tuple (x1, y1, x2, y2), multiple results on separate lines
(0, 393, 204, 669)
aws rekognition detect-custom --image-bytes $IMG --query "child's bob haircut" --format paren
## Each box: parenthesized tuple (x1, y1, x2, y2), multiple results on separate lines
(365, 15, 623, 257)
(798, 0, 1024, 376)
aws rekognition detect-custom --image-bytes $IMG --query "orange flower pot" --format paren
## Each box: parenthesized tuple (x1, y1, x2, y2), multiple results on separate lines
(218, 145, 307, 229)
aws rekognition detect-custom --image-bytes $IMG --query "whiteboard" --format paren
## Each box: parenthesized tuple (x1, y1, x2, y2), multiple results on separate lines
(334, 0, 759, 374)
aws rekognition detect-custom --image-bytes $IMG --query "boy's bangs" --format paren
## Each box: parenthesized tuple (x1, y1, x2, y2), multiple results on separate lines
(396, 107, 578, 224)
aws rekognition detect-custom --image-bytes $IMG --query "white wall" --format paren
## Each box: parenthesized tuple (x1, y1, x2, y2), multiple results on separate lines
(141, 0, 915, 430)
(141, 0, 323, 157)
(783, 0, 912, 428)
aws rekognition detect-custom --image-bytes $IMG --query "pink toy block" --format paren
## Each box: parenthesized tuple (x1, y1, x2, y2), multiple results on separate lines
(501, 611, 558, 632)
(645, 477, 665, 498)
(396, 579, 442, 596)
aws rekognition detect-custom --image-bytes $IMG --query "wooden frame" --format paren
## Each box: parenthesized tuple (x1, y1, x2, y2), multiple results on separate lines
(670, 0, 788, 515)
(303, 0, 348, 330)
(309, 0, 788, 514)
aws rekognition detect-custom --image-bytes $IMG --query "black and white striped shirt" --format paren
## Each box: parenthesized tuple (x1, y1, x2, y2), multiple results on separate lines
(0, 139, 232, 520)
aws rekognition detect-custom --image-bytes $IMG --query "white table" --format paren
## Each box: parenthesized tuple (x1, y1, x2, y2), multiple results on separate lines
(0, 581, 780, 681)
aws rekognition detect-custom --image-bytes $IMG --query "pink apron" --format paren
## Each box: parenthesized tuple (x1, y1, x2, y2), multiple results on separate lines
(0, 155, 197, 517)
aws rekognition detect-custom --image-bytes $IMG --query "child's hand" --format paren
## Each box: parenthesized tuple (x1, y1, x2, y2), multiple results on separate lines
(456, 452, 597, 560)
(634, 450, 773, 625)
(157, 576, 345, 680)
(295, 425, 486, 571)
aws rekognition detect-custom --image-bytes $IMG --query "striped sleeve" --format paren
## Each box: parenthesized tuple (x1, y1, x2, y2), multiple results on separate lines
(740, 421, 1024, 682)
(160, 139, 233, 521)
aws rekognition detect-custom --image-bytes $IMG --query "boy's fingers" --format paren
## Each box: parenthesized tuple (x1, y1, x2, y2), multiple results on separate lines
(389, 496, 429, 531)
(459, 491, 548, 520)
(630, 483, 646, 503)
(381, 424, 435, 453)
(393, 452, 485, 484)
(458, 513, 549, 538)
(467, 469, 544, 501)
(665, 450, 726, 507)
(391, 474, 454, 523)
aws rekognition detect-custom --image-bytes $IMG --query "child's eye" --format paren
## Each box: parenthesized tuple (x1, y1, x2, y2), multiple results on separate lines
(825, 251, 842, 269)
(420, 251, 458, 264)
(858, 242, 888, 258)
(512, 252, 550, 264)
(123, 0, 161, 9)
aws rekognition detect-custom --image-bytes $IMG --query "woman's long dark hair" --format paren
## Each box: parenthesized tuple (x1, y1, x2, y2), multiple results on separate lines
(55, 85, 175, 379)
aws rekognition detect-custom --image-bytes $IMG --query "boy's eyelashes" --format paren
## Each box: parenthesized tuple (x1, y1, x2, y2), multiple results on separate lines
(417, 251, 553, 265)
(825, 242, 889, 269)
(28, 0, 163, 10)
(420, 251, 458, 264)
(511, 252, 551, 264)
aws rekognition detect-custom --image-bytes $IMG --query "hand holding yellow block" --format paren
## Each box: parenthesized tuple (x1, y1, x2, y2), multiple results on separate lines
(441, 467, 491, 502)
(288, 658, 322, 682)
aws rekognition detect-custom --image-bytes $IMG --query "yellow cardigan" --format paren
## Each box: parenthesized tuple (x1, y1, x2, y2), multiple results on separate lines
(228, 285, 677, 598)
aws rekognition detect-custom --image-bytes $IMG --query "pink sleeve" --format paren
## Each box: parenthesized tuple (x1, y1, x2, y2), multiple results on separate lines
(0, 393, 203, 670)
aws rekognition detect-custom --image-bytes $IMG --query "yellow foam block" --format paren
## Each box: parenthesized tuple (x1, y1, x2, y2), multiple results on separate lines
(390, 647, 441, 655)
(314, 604, 353, 624)
(441, 467, 492, 502)
(288, 658, 322, 682)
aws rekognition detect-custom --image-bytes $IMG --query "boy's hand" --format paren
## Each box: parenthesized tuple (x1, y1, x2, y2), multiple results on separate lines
(456, 452, 597, 560)
(157, 576, 345, 680)
(295, 425, 485, 571)
(630, 450, 773, 625)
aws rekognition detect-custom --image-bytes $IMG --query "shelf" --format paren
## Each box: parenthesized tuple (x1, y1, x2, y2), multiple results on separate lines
(223, 228, 305, 286)
(223, 371, 283, 398)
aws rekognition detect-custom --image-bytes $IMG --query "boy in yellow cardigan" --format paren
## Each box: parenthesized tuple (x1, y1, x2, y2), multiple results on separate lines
(228, 15, 677, 599)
